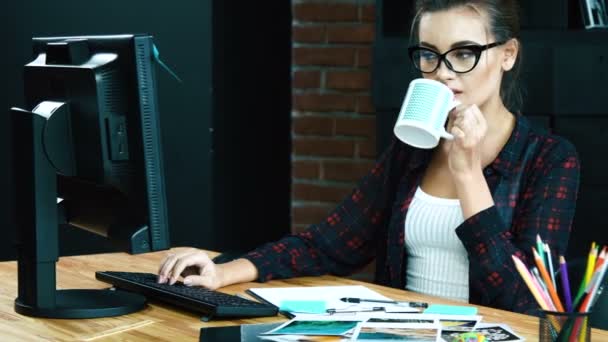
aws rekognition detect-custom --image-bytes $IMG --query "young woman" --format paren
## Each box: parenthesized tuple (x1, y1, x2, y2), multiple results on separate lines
(157, 0, 580, 314)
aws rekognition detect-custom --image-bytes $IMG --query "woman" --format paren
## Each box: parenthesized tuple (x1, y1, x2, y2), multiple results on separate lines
(158, 0, 580, 314)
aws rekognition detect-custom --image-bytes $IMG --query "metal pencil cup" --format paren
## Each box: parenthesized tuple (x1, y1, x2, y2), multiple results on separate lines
(539, 310, 592, 342)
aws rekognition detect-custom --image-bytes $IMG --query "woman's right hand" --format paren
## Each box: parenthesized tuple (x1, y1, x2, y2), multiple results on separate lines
(157, 249, 224, 290)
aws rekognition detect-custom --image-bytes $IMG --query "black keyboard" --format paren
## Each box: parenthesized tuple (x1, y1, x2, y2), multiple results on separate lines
(95, 271, 278, 319)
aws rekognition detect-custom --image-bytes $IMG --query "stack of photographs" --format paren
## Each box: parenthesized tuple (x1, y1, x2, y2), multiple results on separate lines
(257, 314, 524, 341)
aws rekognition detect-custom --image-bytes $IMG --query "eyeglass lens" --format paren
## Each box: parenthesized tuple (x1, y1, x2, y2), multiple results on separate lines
(411, 47, 478, 73)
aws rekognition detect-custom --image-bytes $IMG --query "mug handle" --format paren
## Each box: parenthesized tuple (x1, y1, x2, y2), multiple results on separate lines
(440, 130, 454, 140)
(440, 100, 461, 140)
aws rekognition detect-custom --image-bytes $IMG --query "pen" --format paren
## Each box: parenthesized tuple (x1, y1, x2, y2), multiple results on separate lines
(339, 297, 428, 308)
(326, 306, 384, 314)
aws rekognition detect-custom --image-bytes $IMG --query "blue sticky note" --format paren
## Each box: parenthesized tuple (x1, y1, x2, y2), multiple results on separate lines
(279, 300, 326, 314)
(423, 304, 478, 315)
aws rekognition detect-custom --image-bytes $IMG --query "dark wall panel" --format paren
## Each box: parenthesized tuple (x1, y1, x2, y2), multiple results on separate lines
(553, 46, 608, 115)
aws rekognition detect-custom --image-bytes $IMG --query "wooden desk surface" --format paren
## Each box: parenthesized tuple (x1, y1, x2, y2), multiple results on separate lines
(1, 248, 606, 341)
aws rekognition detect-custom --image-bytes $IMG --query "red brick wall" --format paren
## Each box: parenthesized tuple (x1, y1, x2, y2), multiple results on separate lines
(291, 1, 376, 233)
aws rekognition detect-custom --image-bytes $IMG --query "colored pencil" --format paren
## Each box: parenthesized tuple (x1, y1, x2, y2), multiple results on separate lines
(583, 243, 598, 285)
(572, 245, 599, 308)
(531, 268, 556, 311)
(533, 248, 565, 312)
(559, 256, 573, 312)
(594, 248, 606, 273)
(512, 255, 552, 311)
(590, 283, 605, 309)
(579, 258, 608, 312)
(536, 234, 546, 268)
(545, 243, 557, 290)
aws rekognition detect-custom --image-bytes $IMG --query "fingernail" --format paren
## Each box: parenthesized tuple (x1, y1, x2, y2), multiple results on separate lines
(157, 276, 164, 283)
(184, 279, 192, 286)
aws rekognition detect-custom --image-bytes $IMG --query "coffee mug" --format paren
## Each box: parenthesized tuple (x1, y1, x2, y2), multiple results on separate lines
(393, 78, 459, 149)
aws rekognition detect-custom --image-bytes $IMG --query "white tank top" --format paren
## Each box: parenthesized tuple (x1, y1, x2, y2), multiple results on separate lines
(404, 186, 469, 302)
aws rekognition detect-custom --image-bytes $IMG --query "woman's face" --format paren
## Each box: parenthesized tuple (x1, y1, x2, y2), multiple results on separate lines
(417, 6, 512, 111)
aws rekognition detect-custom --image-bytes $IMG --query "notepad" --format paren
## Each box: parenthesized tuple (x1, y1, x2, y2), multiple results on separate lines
(246, 285, 408, 317)
(423, 304, 478, 315)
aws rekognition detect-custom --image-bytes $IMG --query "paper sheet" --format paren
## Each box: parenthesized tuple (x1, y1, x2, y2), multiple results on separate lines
(247, 285, 420, 317)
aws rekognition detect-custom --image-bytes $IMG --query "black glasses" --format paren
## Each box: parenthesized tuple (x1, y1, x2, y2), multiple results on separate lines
(408, 41, 506, 74)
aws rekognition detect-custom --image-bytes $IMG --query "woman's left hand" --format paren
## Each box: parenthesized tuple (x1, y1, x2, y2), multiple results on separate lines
(443, 104, 488, 176)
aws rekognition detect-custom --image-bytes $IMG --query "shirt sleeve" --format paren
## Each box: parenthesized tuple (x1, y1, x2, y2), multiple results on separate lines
(455, 140, 580, 314)
(242, 140, 406, 282)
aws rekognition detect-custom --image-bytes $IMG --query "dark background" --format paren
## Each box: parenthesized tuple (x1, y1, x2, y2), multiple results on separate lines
(0, 1, 291, 260)
(373, 0, 608, 261)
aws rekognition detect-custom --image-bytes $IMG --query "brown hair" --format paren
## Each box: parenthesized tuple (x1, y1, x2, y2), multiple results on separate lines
(411, 0, 523, 113)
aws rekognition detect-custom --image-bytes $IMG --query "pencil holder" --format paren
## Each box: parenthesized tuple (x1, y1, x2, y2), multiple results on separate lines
(539, 310, 592, 342)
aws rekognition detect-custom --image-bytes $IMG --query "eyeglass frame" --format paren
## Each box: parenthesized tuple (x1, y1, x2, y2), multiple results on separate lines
(407, 41, 507, 74)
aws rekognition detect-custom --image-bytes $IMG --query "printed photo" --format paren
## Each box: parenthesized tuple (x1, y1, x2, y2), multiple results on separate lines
(474, 324, 523, 341)
(441, 324, 523, 342)
(355, 326, 440, 341)
(438, 315, 481, 331)
(352, 318, 441, 342)
(262, 319, 359, 336)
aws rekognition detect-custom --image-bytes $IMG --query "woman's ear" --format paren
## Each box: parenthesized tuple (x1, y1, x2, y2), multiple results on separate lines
(501, 38, 519, 71)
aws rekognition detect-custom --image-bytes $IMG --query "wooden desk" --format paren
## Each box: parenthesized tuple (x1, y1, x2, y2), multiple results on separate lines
(1, 248, 606, 341)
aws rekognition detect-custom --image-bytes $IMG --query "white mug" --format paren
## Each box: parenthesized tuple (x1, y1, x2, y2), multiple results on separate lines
(393, 78, 459, 149)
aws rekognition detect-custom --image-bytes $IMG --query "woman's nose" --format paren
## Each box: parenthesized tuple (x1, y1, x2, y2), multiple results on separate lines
(435, 58, 456, 81)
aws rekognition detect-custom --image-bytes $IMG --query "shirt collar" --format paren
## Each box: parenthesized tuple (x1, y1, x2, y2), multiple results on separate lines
(488, 113, 531, 177)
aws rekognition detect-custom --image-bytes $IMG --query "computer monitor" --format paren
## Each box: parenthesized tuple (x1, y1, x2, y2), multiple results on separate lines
(10, 34, 170, 318)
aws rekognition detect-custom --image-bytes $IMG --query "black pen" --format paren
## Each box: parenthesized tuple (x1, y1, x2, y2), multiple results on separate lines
(340, 297, 428, 308)
(326, 306, 385, 314)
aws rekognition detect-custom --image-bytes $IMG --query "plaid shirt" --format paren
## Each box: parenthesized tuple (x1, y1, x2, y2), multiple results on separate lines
(243, 114, 580, 314)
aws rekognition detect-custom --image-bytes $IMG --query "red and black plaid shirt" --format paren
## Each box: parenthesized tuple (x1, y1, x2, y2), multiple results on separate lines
(243, 114, 580, 314)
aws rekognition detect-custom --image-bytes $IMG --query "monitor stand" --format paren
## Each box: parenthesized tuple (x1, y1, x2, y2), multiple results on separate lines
(15, 289, 146, 319)
(11, 104, 146, 318)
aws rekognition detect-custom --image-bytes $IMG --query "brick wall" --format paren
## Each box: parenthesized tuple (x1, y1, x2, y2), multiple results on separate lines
(291, 0, 377, 233)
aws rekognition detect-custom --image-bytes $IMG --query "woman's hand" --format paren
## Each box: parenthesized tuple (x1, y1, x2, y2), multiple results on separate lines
(443, 104, 488, 177)
(157, 249, 224, 290)
(443, 104, 495, 219)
